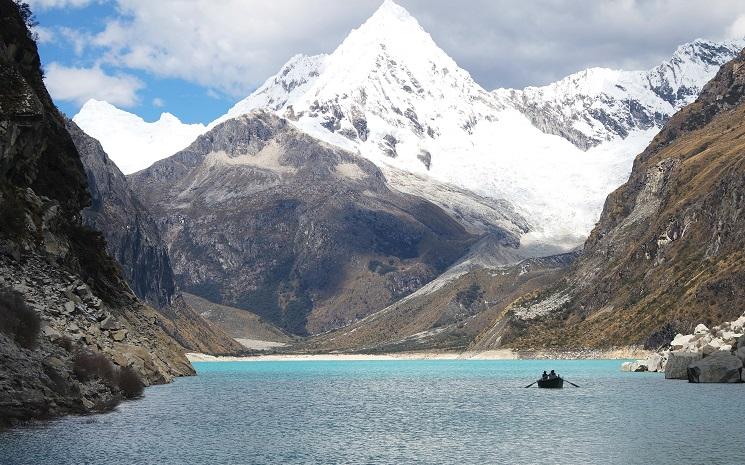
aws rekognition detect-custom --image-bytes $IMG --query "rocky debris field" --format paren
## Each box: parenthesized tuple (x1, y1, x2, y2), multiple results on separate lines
(621, 313, 745, 383)
(0, 252, 193, 427)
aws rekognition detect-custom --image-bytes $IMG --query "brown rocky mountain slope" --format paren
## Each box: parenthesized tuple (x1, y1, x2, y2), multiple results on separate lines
(129, 112, 482, 336)
(182, 293, 291, 346)
(474, 48, 745, 350)
(298, 253, 576, 353)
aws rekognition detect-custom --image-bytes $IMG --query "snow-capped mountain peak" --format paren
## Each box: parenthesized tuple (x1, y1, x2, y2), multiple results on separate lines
(73, 99, 206, 174)
(646, 38, 745, 105)
(72, 1, 745, 251)
(222, 0, 496, 157)
(504, 37, 745, 150)
(337, 0, 453, 70)
(217, 53, 328, 125)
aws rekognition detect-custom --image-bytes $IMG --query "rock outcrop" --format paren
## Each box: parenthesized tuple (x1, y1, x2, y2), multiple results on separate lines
(687, 352, 743, 383)
(664, 352, 703, 379)
(478, 47, 745, 350)
(129, 111, 478, 335)
(624, 311, 745, 382)
(0, 0, 192, 427)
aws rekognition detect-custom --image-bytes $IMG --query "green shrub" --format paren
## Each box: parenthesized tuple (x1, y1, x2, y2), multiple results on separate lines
(117, 366, 144, 399)
(73, 350, 116, 383)
(73, 350, 145, 399)
(0, 287, 40, 349)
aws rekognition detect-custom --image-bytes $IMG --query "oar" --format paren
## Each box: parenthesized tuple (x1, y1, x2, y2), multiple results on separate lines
(524, 381, 538, 388)
(564, 379, 580, 388)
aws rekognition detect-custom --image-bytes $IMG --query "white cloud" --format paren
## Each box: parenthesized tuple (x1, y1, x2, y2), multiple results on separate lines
(152, 97, 164, 107)
(90, 0, 379, 97)
(44, 63, 143, 107)
(728, 15, 745, 39)
(28, 0, 98, 9)
(40, 0, 745, 98)
(31, 25, 54, 43)
(58, 27, 92, 55)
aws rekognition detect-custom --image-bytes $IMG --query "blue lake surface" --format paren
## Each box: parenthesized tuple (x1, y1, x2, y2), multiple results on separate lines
(1, 359, 743, 465)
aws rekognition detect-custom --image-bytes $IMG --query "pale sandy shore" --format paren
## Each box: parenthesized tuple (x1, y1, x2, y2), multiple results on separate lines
(234, 338, 287, 350)
(186, 347, 650, 362)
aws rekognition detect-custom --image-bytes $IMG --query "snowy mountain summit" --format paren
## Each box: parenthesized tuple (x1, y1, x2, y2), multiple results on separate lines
(220, 0, 507, 172)
(74, 0, 745, 251)
(74, 99, 206, 174)
(503, 39, 745, 149)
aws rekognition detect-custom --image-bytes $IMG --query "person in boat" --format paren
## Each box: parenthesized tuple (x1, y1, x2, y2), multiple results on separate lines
(541, 371, 548, 380)
(548, 370, 557, 379)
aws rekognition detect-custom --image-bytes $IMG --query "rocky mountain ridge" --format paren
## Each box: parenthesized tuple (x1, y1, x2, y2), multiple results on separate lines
(502, 39, 745, 150)
(300, 252, 577, 353)
(67, 119, 258, 355)
(128, 111, 478, 335)
(67, 119, 176, 309)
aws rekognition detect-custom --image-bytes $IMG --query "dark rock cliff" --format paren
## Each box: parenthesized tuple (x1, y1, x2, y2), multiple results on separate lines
(129, 112, 478, 335)
(66, 119, 176, 308)
(480, 48, 745, 349)
(0, 0, 193, 427)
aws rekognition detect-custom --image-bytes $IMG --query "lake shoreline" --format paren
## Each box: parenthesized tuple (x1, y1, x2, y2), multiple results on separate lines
(186, 347, 651, 362)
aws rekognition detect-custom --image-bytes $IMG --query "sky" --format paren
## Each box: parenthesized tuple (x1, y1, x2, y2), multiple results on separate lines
(29, 0, 745, 124)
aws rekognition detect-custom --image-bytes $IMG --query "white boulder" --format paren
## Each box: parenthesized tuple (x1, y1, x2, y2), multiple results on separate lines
(670, 334, 695, 351)
(731, 316, 745, 332)
(694, 324, 709, 335)
(719, 330, 740, 343)
(644, 354, 664, 372)
(621, 361, 647, 372)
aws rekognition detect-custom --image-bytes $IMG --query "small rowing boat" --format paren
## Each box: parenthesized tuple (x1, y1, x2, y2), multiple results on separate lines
(536, 377, 564, 389)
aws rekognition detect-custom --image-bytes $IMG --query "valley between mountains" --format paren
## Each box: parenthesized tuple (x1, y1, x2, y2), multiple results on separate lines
(3, 0, 745, 426)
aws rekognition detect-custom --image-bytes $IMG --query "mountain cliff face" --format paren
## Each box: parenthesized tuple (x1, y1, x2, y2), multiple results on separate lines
(475, 49, 745, 350)
(0, 0, 193, 427)
(66, 120, 245, 355)
(129, 111, 478, 335)
(66, 119, 176, 308)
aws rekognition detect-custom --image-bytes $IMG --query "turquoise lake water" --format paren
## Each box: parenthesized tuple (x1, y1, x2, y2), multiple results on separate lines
(1, 359, 743, 465)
